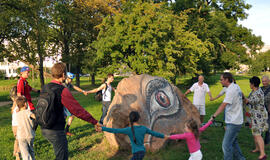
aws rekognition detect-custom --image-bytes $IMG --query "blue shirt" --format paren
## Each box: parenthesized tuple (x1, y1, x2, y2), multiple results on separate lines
(102, 125, 164, 153)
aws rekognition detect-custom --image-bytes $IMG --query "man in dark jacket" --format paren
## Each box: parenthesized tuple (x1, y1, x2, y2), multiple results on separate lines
(41, 62, 100, 160)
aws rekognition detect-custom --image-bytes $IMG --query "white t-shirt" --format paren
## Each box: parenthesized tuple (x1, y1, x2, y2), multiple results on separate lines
(102, 84, 112, 102)
(12, 106, 19, 126)
(223, 83, 243, 125)
(190, 82, 210, 105)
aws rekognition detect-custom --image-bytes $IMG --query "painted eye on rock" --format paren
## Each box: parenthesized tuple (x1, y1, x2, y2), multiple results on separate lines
(155, 91, 171, 108)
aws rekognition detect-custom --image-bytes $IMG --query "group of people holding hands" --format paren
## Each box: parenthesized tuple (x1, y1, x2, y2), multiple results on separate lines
(10, 63, 270, 160)
(185, 73, 270, 160)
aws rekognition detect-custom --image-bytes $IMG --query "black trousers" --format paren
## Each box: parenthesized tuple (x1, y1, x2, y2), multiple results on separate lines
(42, 129, 68, 160)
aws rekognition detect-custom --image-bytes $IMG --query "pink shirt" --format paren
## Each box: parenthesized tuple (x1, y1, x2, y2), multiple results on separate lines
(169, 121, 213, 153)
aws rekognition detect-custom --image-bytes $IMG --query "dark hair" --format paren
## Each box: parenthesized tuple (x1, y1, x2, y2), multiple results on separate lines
(52, 62, 66, 78)
(103, 73, 114, 83)
(107, 73, 114, 78)
(222, 72, 233, 83)
(250, 76, 260, 87)
(16, 96, 27, 109)
(185, 119, 199, 140)
(129, 111, 140, 144)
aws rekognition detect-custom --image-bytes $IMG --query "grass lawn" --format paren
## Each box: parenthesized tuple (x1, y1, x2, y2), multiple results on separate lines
(0, 74, 270, 159)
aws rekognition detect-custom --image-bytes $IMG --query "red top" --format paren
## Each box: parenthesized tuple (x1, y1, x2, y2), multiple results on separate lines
(17, 77, 34, 110)
(51, 80, 98, 125)
(169, 121, 213, 153)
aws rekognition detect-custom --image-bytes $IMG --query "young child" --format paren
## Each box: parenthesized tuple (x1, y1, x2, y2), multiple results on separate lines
(11, 96, 20, 160)
(169, 118, 213, 160)
(97, 111, 165, 160)
(16, 96, 36, 160)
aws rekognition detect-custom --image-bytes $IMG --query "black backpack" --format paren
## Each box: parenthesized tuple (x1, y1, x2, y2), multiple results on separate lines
(94, 83, 107, 101)
(35, 83, 64, 128)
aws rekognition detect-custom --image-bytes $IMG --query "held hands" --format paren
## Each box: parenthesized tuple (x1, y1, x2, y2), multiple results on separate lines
(209, 115, 215, 122)
(95, 123, 103, 132)
(83, 90, 88, 96)
(164, 135, 170, 140)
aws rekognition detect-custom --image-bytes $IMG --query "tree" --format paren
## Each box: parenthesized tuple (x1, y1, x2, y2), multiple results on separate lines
(170, 0, 263, 73)
(1, 0, 52, 87)
(250, 50, 270, 75)
(94, 1, 209, 83)
(50, 0, 121, 86)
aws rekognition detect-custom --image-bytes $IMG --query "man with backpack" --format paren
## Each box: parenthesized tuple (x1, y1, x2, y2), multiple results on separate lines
(261, 75, 270, 145)
(86, 73, 116, 124)
(17, 66, 40, 111)
(37, 62, 100, 160)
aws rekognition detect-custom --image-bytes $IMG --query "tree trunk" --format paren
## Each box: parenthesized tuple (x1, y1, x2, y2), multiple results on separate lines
(75, 65, 80, 87)
(91, 73, 95, 85)
(39, 55, 44, 88)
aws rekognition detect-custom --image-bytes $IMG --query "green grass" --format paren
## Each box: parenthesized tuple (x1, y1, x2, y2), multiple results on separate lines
(1, 74, 270, 159)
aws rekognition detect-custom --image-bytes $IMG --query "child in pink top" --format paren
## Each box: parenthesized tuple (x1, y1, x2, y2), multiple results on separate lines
(169, 118, 213, 160)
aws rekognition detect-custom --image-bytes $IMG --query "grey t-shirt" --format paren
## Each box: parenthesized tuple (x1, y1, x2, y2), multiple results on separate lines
(16, 110, 35, 139)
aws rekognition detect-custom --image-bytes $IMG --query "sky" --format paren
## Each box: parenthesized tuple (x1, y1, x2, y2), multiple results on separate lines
(239, 0, 270, 45)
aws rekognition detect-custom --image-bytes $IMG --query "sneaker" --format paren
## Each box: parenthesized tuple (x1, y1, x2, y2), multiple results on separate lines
(66, 132, 75, 136)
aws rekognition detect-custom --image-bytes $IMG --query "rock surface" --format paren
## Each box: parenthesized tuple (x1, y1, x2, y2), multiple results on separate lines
(103, 74, 200, 152)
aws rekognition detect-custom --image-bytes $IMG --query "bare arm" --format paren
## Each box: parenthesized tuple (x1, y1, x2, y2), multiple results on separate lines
(86, 84, 106, 94)
(213, 102, 228, 118)
(211, 94, 222, 101)
(184, 89, 191, 96)
(73, 85, 86, 95)
(208, 91, 213, 100)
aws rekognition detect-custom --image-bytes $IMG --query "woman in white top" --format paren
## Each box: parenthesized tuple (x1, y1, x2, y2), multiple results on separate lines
(86, 73, 116, 124)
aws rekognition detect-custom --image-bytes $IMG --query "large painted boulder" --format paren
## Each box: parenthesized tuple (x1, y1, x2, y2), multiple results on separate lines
(103, 74, 200, 151)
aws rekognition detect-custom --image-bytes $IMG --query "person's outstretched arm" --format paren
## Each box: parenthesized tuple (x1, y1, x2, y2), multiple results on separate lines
(184, 89, 191, 96)
(73, 85, 87, 95)
(102, 127, 130, 134)
(86, 84, 106, 94)
(169, 133, 188, 140)
(61, 88, 98, 125)
(199, 120, 213, 132)
(145, 128, 164, 138)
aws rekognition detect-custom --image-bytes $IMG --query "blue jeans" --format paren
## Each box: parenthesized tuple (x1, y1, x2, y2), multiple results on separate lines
(42, 129, 68, 160)
(222, 123, 245, 160)
(130, 151, 145, 160)
(100, 101, 111, 124)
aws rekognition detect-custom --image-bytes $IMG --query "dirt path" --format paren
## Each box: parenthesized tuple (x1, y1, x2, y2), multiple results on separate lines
(0, 91, 80, 107)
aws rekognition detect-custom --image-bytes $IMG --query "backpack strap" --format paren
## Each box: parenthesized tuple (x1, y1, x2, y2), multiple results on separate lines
(103, 83, 108, 98)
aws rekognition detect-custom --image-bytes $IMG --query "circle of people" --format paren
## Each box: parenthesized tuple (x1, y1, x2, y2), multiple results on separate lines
(11, 63, 270, 160)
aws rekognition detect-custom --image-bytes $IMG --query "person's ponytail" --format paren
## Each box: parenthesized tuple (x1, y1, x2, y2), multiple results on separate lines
(130, 118, 137, 144)
(129, 111, 140, 145)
